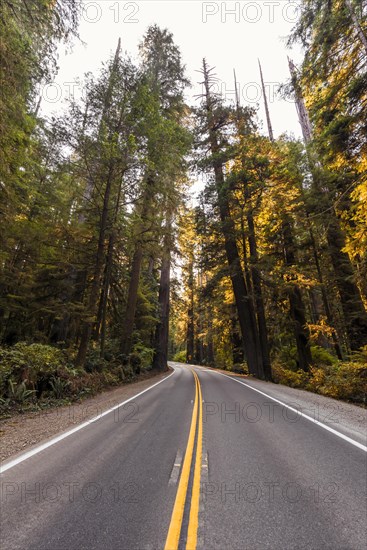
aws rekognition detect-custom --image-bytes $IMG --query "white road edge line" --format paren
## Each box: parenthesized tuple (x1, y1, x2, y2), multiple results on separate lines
(201, 368, 367, 453)
(0, 368, 177, 474)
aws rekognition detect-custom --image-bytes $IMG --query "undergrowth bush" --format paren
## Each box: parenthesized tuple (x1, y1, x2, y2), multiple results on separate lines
(172, 350, 187, 363)
(272, 364, 310, 389)
(232, 362, 249, 374)
(0, 342, 70, 399)
(273, 346, 367, 404)
(311, 345, 338, 366)
(131, 343, 154, 370)
(0, 341, 154, 416)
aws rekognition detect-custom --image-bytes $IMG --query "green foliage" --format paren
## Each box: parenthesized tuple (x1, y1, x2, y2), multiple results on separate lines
(275, 345, 337, 371)
(0, 342, 145, 414)
(275, 346, 299, 371)
(311, 345, 338, 366)
(172, 350, 187, 363)
(131, 343, 154, 371)
(129, 352, 142, 375)
(0, 0, 80, 248)
(308, 361, 367, 403)
(0, 342, 68, 395)
(7, 380, 36, 404)
(272, 363, 310, 389)
(101, 371, 120, 387)
(121, 365, 134, 381)
(288, 0, 367, 304)
(232, 363, 249, 375)
(273, 346, 367, 404)
(49, 377, 70, 400)
(85, 349, 107, 373)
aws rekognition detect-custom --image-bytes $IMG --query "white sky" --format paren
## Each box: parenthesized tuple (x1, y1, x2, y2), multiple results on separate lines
(41, 0, 304, 139)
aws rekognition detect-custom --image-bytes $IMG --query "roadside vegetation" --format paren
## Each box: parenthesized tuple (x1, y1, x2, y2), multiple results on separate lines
(1, 1, 366, 412)
(272, 346, 367, 404)
(0, 341, 155, 417)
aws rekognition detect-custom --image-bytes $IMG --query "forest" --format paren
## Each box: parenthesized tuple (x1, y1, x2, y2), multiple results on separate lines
(0, 0, 366, 412)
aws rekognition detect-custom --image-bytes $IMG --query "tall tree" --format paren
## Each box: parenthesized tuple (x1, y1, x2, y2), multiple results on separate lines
(75, 43, 137, 366)
(197, 59, 265, 378)
(233, 71, 272, 378)
(287, 6, 367, 350)
(120, 26, 190, 357)
(152, 213, 173, 371)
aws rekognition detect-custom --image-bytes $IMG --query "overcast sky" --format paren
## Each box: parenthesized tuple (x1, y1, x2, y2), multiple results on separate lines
(41, 1, 304, 138)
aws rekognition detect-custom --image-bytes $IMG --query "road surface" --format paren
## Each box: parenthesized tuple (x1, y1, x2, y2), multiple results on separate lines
(1, 363, 366, 549)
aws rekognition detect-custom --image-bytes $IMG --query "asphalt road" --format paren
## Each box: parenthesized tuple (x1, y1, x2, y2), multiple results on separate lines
(1, 363, 366, 550)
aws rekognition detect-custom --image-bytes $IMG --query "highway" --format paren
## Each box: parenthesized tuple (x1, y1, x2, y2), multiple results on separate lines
(1, 363, 366, 550)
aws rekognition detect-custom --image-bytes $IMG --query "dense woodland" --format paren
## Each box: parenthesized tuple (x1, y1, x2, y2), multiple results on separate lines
(0, 1, 366, 410)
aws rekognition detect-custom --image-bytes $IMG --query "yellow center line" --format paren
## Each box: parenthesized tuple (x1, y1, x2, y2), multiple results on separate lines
(164, 370, 199, 550)
(186, 370, 203, 550)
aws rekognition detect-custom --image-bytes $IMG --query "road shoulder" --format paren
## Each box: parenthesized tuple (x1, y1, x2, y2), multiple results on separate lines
(0, 368, 172, 463)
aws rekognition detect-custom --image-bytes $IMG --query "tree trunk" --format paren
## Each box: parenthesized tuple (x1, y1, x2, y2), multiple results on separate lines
(223, 222, 263, 377)
(152, 258, 170, 371)
(306, 215, 344, 359)
(345, 0, 367, 56)
(120, 243, 144, 356)
(202, 59, 264, 378)
(240, 210, 255, 306)
(186, 260, 195, 363)
(152, 220, 172, 371)
(282, 220, 312, 372)
(120, 177, 154, 356)
(93, 276, 105, 342)
(195, 270, 206, 365)
(99, 232, 115, 357)
(247, 211, 272, 380)
(230, 307, 244, 365)
(206, 315, 215, 366)
(94, 169, 124, 352)
(326, 216, 367, 350)
(76, 164, 115, 367)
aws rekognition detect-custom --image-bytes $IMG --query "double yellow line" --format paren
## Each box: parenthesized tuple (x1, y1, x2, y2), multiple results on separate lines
(164, 370, 203, 550)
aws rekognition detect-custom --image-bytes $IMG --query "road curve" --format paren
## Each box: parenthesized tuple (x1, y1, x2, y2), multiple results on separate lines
(1, 363, 366, 550)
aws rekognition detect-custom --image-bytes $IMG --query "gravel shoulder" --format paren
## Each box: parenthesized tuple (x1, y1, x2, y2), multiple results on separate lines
(193, 363, 367, 447)
(0, 368, 172, 464)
